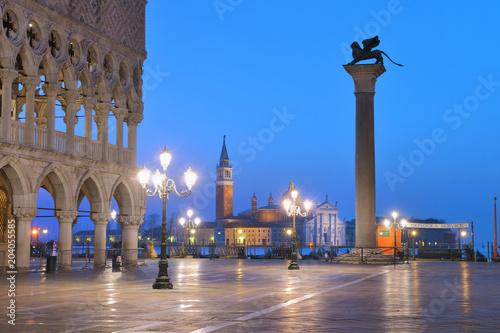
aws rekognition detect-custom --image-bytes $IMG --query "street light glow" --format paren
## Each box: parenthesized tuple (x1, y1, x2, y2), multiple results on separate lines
(283, 199, 291, 211)
(179, 217, 186, 226)
(184, 167, 197, 190)
(159, 147, 172, 171)
(384, 219, 390, 228)
(392, 211, 398, 219)
(138, 166, 150, 187)
(304, 199, 312, 211)
(152, 169, 163, 188)
(187, 209, 193, 218)
(291, 190, 298, 200)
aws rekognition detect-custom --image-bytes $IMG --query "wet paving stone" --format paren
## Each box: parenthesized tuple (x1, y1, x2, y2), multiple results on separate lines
(1, 259, 499, 332)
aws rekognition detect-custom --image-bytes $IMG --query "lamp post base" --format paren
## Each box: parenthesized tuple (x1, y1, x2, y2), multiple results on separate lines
(152, 258, 173, 289)
(152, 277, 173, 289)
(288, 254, 300, 270)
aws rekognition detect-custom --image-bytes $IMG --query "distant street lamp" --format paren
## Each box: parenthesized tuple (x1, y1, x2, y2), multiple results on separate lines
(32, 227, 39, 244)
(138, 147, 197, 289)
(458, 230, 467, 250)
(179, 209, 201, 256)
(283, 189, 312, 270)
(383, 211, 407, 265)
(411, 229, 417, 260)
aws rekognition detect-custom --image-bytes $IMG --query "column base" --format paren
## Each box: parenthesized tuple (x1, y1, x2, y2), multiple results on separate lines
(152, 277, 173, 289)
(288, 260, 300, 270)
(332, 248, 403, 264)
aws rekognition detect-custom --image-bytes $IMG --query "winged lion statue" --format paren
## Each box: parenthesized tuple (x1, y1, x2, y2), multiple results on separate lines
(348, 36, 403, 67)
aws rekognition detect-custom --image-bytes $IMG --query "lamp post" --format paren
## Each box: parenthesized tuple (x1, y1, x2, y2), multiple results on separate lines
(179, 209, 201, 256)
(138, 147, 197, 289)
(283, 189, 312, 270)
(32, 227, 39, 245)
(383, 211, 407, 265)
(411, 229, 417, 260)
(458, 230, 467, 258)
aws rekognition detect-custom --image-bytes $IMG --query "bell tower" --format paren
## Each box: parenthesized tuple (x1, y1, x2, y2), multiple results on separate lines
(216, 136, 233, 220)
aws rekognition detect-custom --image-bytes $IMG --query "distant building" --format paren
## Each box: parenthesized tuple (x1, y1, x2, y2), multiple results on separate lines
(305, 197, 347, 246)
(195, 137, 344, 246)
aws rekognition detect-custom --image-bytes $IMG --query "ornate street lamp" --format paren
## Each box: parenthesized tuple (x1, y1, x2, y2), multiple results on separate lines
(383, 211, 407, 265)
(283, 189, 312, 270)
(138, 147, 197, 289)
(179, 209, 201, 256)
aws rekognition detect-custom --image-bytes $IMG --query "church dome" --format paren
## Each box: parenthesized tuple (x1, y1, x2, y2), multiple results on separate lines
(280, 180, 303, 206)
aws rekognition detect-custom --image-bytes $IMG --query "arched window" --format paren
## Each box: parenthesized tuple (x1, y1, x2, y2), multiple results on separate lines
(0, 188, 7, 242)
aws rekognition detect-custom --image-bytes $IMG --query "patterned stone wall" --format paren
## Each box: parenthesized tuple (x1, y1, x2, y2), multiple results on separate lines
(32, 0, 146, 55)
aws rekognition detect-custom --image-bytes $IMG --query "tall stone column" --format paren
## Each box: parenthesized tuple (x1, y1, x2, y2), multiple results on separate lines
(118, 216, 143, 266)
(20, 76, 41, 145)
(12, 208, 37, 272)
(91, 213, 110, 268)
(0, 69, 17, 140)
(63, 91, 79, 154)
(344, 64, 385, 248)
(42, 84, 60, 149)
(113, 108, 127, 164)
(55, 211, 78, 270)
(82, 97, 96, 157)
(95, 103, 112, 161)
(125, 113, 143, 167)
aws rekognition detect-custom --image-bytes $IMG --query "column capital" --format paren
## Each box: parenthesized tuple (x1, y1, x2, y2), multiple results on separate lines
(55, 210, 78, 223)
(95, 102, 113, 115)
(126, 112, 143, 125)
(0, 68, 18, 83)
(343, 64, 386, 93)
(12, 207, 37, 220)
(20, 76, 41, 91)
(62, 90, 79, 104)
(118, 215, 143, 229)
(91, 213, 111, 225)
(35, 117, 47, 127)
(82, 96, 97, 109)
(112, 107, 128, 121)
(42, 83, 61, 97)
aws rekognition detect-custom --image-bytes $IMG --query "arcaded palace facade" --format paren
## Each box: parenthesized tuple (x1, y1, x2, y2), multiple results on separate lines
(0, 0, 147, 270)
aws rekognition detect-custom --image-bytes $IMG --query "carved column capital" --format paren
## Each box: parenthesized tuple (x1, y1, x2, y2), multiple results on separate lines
(118, 215, 143, 230)
(125, 112, 143, 125)
(91, 213, 111, 226)
(42, 83, 61, 97)
(82, 97, 97, 110)
(12, 207, 37, 220)
(0, 68, 18, 84)
(112, 107, 128, 121)
(95, 102, 113, 116)
(20, 76, 41, 91)
(62, 90, 79, 105)
(35, 117, 47, 127)
(55, 210, 78, 223)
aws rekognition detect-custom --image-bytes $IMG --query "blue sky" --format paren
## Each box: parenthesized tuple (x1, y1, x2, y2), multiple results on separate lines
(135, 0, 500, 248)
(35, 1, 500, 249)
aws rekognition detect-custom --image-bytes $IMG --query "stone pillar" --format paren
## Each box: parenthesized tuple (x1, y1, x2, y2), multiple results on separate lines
(55, 211, 78, 270)
(95, 103, 112, 161)
(344, 64, 385, 248)
(42, 83, 60, 149)
(20, 76, 41, 145)
(12, 207, 37, 272)
(0, 69, 17, 140)
(91, 213, 110, 268)
(63, 91, 79, 154)
(118, 216, 143, 266)
(125, 113, 143, 167)
(82, 97, 96, 157)
(112, 108, 127, 164)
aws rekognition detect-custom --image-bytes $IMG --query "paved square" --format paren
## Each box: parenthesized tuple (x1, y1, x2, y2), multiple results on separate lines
(1, 259, 499, 332)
